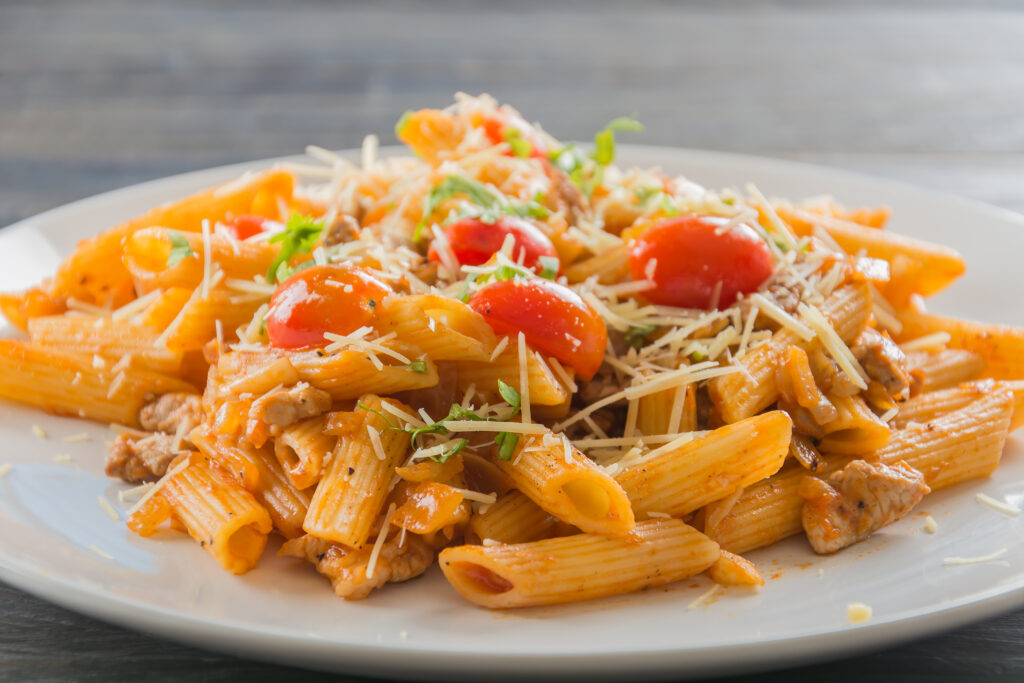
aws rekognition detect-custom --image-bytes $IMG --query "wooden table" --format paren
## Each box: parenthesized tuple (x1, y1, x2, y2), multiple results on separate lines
(2, 1, 1023, 679)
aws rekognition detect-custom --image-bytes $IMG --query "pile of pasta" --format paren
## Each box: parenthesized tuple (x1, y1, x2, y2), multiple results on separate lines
(2, 93, 1023, 609)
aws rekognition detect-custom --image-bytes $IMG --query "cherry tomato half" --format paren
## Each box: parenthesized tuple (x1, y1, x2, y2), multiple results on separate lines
(223, 214, 269, 241)
(628, 215, 774, 310)
(468, 279, 607, 381)
(266, 265, 392, 349)
(427, 216, 559, 275)
(480, 113, 547, 159)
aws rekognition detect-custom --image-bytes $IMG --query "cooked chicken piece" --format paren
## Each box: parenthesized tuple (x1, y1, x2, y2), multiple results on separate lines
(105, 432, 183, 483)
(280, 532, 434, 600)
(851, 328, 910, 396)
(139, 393, 202, 434)
(246, 382, 332, 447)
(798, 459, 930, 554)
(322, 214, 360, 247)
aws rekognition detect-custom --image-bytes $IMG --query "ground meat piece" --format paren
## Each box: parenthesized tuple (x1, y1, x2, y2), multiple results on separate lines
(246, 382, 332, 447)
(280, 532, 435, 600)
(798, 459, 930, 554)
(547, 167, 587, 224)
(139, 393, 202, 434)
(105, 432, 182, 483)
(322, 214, 360, 247)
(851, 328, 910, 396)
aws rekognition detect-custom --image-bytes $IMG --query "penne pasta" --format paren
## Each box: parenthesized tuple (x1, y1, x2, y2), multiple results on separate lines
(439, 519, 719, 608)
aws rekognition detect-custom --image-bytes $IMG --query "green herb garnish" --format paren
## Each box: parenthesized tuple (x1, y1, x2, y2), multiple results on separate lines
(166, 231, 197, 267)
(395, 110, 413, 139)
(624, 324, 659, 350)
(538, 256, 560, 280)
(407, 360, 428, 374)
(494, 431, 520, 461)
(503, 127, 533, 158)
(267, 213, 325, 283)
(497, 379, 521, 417)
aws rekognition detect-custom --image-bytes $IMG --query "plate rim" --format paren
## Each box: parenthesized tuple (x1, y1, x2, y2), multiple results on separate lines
(2, 145, 1023, 679)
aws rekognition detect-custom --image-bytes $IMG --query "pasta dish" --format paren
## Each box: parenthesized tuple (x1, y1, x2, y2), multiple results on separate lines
(1, 94, 1020, 609)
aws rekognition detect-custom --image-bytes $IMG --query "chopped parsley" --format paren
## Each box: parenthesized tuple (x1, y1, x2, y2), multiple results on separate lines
(497, 379, 521, 417)
(494, 431, 520, 461)
(503, 127, 533, 157)
(166, 231, 196, 267)
(406, 360, 428, 374)
(267, 213, 325, 283)
(624, 324, 659, 349)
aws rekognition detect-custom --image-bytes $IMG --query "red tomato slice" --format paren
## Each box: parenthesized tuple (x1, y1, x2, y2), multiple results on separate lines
(223, 214, 269, 241)
(480, 114, 547, 158)
(427, 216, 559, 274)
(468, 279, 607, 381)
(266, 265, 391, 349)
(628, 215, 774, 310)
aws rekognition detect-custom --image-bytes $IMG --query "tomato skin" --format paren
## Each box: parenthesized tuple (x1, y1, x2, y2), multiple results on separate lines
(480, 114, 547, 158)
(266, 266, 391, 349)
(628, 216, 774, 310)
(223, 214, 269, 241)
(468, 279, 607, 381)
(427, 216, 559, 274)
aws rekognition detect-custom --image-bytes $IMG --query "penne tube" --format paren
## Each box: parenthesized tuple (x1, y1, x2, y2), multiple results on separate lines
(469, 490, 564, 545)
(439, 519, 719, 608)
(0, 339, 195, 427)
(28, 315, 184, 374)
(303, 395, 412, 548)
(616, 411, 792, 518)
(498, 432, 635, 536)
(636, 384, 697, 436)
(128, 452, 273, 574)
(288, 349, 439, 400)
(158, 285, 266, 352)
(906, 349, 985, 394)
(895, 308, 1024, 380)
(376, 295, 497, 363)
(275, 415, 335, 490)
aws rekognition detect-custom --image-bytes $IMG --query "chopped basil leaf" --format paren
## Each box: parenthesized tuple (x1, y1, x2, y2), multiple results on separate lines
(491, 264, 530, 282)
(166, 231, 197, 267)
(409, 422, 450, 446)
(538, 256, 560, 280)
(497, 379, 521, 416)
(624, 324, 659, 350)
(407, 360, 428, 374)
(267, 213, 325, 283)
(494, 431, 520, 461)
(592, 116, 644, 166)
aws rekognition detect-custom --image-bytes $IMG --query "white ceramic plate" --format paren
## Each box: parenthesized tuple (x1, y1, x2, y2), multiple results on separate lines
(1, 146, 1022, 681)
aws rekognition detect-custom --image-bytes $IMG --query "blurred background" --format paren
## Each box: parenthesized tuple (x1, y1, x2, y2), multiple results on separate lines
(3, 0, 1024, 681)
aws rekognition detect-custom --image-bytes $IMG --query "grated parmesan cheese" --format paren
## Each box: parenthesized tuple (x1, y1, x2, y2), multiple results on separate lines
(489, 336, 510, 363)
(943, 548, 1008, 566)
(846, 603, 872, 624)
(97, 496, 120, 522)
(900, 331, 952, 352)
(62, 433, 90, 443)
(0, 464, 11, 477)
(365, 502, 396, 580)
(975, 493, 1021, 517)
(687, 584, 722, 610)
(366, 424, 387, 461)
(31, 424, 47, 439)
(448, 487, 498, 505)
(89, 545, 114, 560)
(517, 332, 531, 425)
(925, 515, 938, 534)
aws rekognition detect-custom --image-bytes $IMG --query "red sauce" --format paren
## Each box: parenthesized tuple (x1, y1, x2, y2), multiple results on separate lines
(456, 562, 514, 594)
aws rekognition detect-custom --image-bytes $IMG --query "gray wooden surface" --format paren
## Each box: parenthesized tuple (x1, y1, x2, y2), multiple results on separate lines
(2, 0, 1024, 680)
